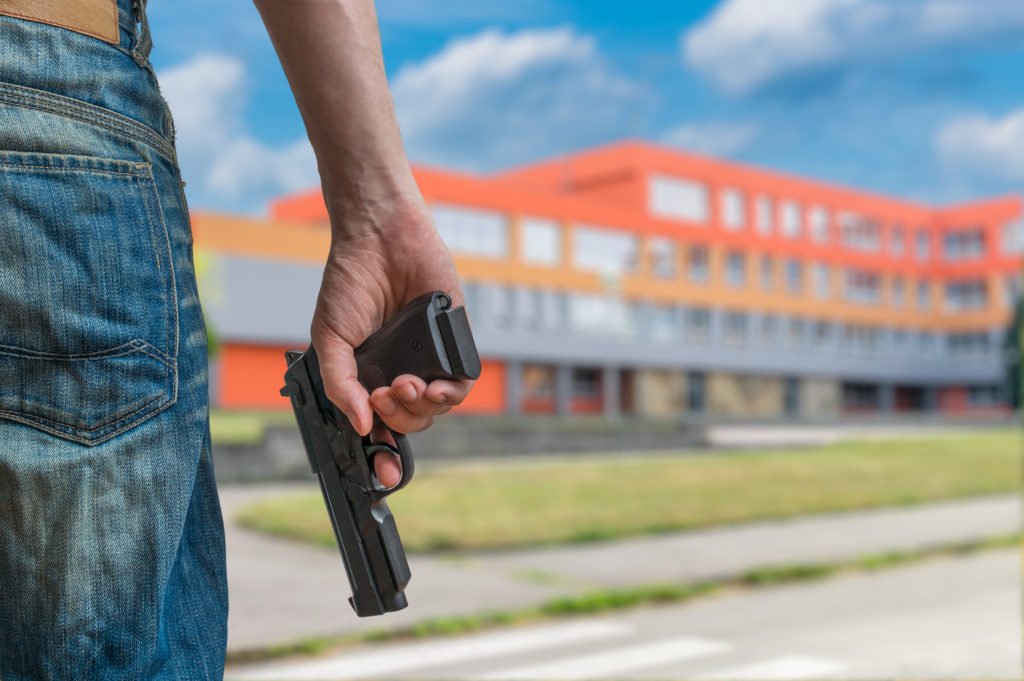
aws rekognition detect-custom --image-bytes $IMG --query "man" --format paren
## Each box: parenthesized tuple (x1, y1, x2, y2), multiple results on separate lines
(0, 0, 472, 678)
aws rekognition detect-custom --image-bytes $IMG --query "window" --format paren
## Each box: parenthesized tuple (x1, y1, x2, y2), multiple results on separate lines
(760, 315, 780, 345)
(685, 307, 711, 343)
(812, 263, 830, 299)
(522, 365, 556, 402)
(918, 332, 937, 357)
(943, 228, 986, 262)
(573, 226, 638, 275)
(649, 175, 709, 223)
(945, 280, 988, 312)
(947, 332, 992, 358)
(916, 281, 931, 310)
(649, 238, 678, 279)
(783, 377, 800, 416)
(568, 294, 632, 336)
(968, 385, 1002, 406)
(809, 206, 829, 243)
(760, 255, 775, 290)
(725, 251, 746, 287)
(481, 285, 512, 327)
(893, 329, 912, 355)
(756, 196, 774, 235)
(891, 277, 905, 307)
(1002, 218, 1024, 254)
(650, 305, 680, 341)
(844, 269, 882, 305)
(781, 200, 802, 239)
(521, 217, 561, 266)
(812, 321, 832, 346)
(784, 259, 803, 294)
(515, 288, 542, 329)
(539, 290, 565, 330)
(842, 325, 881, 355)
(721, 188, 746, 230)
(688, 246, 710, 283)
(687, 372, 706, 412)
(572, 368, 602, 399)
(1005, 274, 1024, 308)
(724, 312, 749, 347)
(786, 318, 806, 348)
(890, 226, 905, 257)
(840, 212, 881, 252)
(915, 230, 931, 261)
(432, 204, 508, 258)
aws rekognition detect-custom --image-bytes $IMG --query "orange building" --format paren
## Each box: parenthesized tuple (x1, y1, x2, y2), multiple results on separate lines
(193, 141, 1024, 419)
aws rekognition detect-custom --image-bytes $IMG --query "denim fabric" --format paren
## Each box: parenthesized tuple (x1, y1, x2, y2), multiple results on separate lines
(0, 2, 228, 679)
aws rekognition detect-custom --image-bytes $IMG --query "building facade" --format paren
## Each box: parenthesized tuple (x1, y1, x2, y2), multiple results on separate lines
(194, 141, 1024, 419)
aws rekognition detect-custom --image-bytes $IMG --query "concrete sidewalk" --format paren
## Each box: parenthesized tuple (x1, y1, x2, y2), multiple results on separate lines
(219, 485, 1020, 653)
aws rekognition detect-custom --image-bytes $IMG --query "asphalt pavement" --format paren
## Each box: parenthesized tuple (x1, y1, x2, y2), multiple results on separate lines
(228, 548, 1021, 680)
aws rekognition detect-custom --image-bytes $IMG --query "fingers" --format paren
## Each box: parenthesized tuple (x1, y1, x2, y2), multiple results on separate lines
(315, 339, 373, 436)
(368, 373, 467, 433)
(423, 378, 474, 407)
(370, 424, 403, 490)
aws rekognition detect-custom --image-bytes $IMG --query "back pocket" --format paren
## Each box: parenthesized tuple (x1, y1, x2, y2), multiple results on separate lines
(0, 151, 177, 445)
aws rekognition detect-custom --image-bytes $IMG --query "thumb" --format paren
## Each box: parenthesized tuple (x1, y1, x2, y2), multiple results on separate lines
(314, 335, 373, 436)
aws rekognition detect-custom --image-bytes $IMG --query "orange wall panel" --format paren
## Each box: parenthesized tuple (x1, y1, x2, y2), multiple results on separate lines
(218, 343, 507, 415)
(454, 359, 506, 414)
(218, 343, 293, 409)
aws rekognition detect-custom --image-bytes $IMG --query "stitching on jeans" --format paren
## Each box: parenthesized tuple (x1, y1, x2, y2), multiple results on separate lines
(0, 343, 173, 437)
(0, 82, 175, 162)
(140, 163, 181, 408)
(0, 392, 174, 446)
(0, 340, 139, 361)
(0, 162, 146, 178)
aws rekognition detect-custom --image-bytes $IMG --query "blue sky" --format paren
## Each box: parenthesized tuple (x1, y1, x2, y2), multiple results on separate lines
(148, 0, 1024, 214)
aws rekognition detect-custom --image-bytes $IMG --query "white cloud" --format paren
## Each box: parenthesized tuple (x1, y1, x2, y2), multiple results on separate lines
(159, 54, 317, 212)
(935, 108, 1024, 184)
(683, 0, 1024, 96)
(662, 122, 758, 157)
(391, 27, 642, 170)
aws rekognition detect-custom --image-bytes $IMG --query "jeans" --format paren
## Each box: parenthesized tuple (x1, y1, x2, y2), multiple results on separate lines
(0, 2, 228, 679)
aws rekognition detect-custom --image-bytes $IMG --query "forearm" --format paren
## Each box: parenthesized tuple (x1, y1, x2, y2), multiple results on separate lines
(253, 0, 423, 237)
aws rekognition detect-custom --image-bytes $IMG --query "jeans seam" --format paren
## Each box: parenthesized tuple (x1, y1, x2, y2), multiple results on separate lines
(140, 163, 181, 410)
(0, 339, 162, 362)
(0, 81, 176, 163)
(0, 391, 174, 445)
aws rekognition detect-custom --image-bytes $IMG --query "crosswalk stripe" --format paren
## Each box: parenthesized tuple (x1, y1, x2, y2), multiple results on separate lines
(697, 655, 846, 680)
(479, 636, 733, 680)
(228, 621, 631, 681)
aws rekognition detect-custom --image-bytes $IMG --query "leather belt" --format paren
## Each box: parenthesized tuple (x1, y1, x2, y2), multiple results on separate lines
(0, 0, 119, 44)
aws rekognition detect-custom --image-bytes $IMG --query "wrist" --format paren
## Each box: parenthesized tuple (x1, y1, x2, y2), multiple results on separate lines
(324, 187, 434, 248)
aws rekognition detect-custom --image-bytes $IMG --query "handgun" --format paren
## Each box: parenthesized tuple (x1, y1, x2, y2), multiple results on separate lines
(280, 291, 481, 616)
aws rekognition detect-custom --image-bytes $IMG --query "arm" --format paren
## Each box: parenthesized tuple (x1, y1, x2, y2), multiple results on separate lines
(254, 0, 472, 486)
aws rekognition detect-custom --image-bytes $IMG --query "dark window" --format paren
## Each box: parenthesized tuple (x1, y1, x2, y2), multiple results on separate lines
(783, 377, 800, 416)
(687, 372, 706, 413)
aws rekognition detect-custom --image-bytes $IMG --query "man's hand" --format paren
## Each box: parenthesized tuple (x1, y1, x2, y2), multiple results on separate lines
(310, 199, 473, 489)
(254, 0, 475, 488)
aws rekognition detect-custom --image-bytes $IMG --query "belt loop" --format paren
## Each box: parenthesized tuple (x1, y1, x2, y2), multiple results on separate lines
(130, 0, 153, 66)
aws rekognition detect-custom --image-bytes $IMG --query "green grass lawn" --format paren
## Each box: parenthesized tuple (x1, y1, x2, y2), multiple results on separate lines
(235, 430, 1021, 553)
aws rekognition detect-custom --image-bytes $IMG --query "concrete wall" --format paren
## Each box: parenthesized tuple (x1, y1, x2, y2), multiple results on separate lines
(708, 373, 784, 417)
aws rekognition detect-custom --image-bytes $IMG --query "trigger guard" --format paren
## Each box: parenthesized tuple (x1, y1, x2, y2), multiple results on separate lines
(364, 434, 415, 498)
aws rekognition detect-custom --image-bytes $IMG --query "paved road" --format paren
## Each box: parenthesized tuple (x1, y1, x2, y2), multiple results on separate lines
(219, 484, 1018, 652)
(228, 549, 1021, 680)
